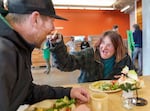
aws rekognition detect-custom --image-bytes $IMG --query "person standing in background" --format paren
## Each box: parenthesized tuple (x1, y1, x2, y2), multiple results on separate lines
(132, 24, 143, 76)
(42, 36, 51, 74)
(66, 36, 76, 54)
(127, 30, 135, 57)
(80, 37, 90, 50)
(112, 25, 119, 33)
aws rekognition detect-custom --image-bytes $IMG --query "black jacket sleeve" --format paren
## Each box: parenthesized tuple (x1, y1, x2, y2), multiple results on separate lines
(24, 83, 71, 104)
(0, 44, 18, 111)
(50, 40, 94, 71)
(50, 40, 82, 71)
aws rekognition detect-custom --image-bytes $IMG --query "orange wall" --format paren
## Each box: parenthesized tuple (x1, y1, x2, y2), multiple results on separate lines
(55, 9, 130, 38)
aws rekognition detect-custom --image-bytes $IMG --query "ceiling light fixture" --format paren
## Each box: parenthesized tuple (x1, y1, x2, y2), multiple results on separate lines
(100, 8, 115, 10)
(52, 0, 116, 7)
(68, 7, 85, 10)
(120, 5, 130, 12)
(55, 6, 115, 10)
(54, 6, 68, 9)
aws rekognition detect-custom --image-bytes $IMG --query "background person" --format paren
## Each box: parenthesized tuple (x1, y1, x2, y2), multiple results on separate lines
(0, 0, 89, 110)
(112, 25, 119, 33)
(80, 37, 90, 50)
(42, 36, 51, 74)
(132, 24, 143, 76)
(66, 36, 76, 54)
(0, 0, 8, 16)
(50, 31, 135, 83)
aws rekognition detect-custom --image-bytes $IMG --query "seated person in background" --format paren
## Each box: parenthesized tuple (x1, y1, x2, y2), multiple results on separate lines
(66, 36, 76, 54)
(50, 30, 135, 83)
(80, 37, 90, 50)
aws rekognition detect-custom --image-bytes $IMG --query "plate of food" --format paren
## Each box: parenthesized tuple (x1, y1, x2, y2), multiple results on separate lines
(89, 80, 121, 93)
(25, 96, 76, 111)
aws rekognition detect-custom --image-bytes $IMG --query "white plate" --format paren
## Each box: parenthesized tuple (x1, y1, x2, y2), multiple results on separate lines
(24, 100, 54, 111)
(89, 80, 121, 93)
(24, 99, 89, 111)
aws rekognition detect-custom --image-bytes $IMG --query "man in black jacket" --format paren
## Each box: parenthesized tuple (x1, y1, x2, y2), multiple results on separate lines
(0, 0, 89, 111)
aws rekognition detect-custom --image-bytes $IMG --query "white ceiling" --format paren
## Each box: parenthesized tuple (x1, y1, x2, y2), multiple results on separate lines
(52, 0, 136, 13)
(114, 0, 135, 12)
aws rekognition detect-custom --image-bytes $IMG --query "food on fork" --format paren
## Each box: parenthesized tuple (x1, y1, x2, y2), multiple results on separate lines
(51, 30, 58, 39)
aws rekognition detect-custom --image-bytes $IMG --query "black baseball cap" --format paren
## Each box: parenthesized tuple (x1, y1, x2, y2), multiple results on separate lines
(7, 0, 68, 20)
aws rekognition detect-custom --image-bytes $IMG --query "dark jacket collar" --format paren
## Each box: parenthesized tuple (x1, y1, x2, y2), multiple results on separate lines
(0, 15, 35, 52)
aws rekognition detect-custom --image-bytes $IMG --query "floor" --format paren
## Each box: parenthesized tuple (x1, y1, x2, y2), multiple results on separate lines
(32, 67, 80, 86)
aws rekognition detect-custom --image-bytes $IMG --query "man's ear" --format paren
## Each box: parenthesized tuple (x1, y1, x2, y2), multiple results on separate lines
(30, 11, 41, 27)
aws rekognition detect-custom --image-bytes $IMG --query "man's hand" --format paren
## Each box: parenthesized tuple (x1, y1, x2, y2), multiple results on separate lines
(70, 87, 90, 104)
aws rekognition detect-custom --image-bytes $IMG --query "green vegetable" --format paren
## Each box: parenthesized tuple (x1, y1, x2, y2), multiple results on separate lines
(99, 82, 119, 91)
(46, 96, 76, 111)
(119, 83, 139, 92)
(127, 70, 138, 80)
(111, 83, 119, 90)
(46, 108, 54, 111)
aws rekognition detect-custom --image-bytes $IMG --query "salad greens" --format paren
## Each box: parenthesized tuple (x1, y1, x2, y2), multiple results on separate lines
(46, 96, 76, 111)
(99, 82, 119, 91)
(119, 82, 139, 92)
(33, 96, 76, 111)
(92, 81, 120, 91)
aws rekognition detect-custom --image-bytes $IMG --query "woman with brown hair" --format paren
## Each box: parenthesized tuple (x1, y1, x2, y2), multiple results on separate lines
(50, 30, 135, 83)
(94, 30, 126, 63)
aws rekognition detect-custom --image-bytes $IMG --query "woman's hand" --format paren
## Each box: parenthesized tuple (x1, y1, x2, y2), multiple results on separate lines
(48, 30, 62, 43)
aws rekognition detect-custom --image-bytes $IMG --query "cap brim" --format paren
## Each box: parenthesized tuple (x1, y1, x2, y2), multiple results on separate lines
(51, 15, 68, 21)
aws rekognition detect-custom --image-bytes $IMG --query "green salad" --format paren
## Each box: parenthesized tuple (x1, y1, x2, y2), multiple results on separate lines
(33, 96, 76, 111)
(99, 82, 119, 91)
(92, 81, 120, 91)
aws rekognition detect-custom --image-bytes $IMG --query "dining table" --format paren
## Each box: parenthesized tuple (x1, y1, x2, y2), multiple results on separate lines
(62, 75, 150, 111)
(25, 75, 150, 111)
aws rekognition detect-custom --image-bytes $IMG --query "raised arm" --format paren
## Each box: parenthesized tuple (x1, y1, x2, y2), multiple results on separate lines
(49, 34, 88, 71)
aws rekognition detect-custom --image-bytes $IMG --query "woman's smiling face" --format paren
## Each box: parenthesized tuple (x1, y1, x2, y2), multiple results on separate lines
(99, 36, 115, 59)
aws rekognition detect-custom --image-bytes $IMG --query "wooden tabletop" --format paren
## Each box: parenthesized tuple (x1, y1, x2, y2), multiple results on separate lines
(63, 75, 150, 111)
